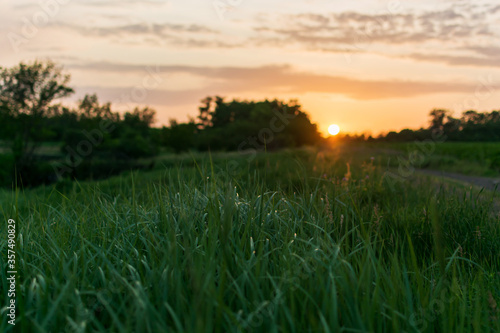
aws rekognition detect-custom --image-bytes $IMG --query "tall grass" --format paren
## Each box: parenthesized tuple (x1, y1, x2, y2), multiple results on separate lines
(1, 148, 499, 332)
(374, 142, 500, 177)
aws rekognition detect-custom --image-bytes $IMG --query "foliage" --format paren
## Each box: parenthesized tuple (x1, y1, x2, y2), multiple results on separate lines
(0, 62, 159, 187)
(0, 60, 73, 174)
(188, 96, 322, 151)
(161, 120, 198, 154)
(377, 109, 500, 142)
(0, 148, 498, 332)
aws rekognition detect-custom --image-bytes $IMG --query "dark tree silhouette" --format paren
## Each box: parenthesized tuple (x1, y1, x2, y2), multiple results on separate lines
(0, 60, 74, 169)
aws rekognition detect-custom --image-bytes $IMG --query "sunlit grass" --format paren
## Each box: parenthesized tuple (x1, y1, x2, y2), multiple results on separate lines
(1, 148, 499, 332)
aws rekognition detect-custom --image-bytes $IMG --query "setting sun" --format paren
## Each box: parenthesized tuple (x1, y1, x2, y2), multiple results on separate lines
(328, 124, 340, 136)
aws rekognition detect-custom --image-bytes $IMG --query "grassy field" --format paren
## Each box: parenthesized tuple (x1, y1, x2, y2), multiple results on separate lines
(373, 142, 500, 177)
(1, 146, 499, 332)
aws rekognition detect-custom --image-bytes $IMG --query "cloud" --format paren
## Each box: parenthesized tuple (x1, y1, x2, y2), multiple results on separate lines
(74, 85, 203, 108)
(255, 7, 495, 48)
(407, 52, 500, 68)
(20, 1, 498, 69)
(249, 4, 500, 68)
(55, 21, 217, 37)
(405, 45, 500, 68)
(49, 20, 245, 48)
(70, 62, 477, 103)
(76, 0, 170, 7)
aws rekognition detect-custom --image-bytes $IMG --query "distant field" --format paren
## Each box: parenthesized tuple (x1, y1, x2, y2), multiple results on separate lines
(1, 147, 499, 332)
(372, 142, 500, 177)
(1, 140, 499, 177)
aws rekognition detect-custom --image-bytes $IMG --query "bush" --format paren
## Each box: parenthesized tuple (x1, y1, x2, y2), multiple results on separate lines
(116, 134, 158, 159)
(16, 161, 58, 187)
(0, 154, 14, 187)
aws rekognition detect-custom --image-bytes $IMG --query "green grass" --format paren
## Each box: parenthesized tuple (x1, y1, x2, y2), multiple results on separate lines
(1, 147, 499, 332)
(373, 142, 500, 177)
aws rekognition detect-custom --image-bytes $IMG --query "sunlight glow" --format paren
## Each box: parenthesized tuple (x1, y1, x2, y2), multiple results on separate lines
(328, 124, 340, 136)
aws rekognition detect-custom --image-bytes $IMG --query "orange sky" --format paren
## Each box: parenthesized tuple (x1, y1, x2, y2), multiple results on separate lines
(1, 0, 500, 135)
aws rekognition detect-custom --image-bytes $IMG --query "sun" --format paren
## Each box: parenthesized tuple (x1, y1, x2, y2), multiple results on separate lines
(328, 124, 340, 136)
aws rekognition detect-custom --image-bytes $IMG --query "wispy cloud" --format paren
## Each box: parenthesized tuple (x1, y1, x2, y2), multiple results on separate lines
(406, 52, 500, 68)
(73, 0, 170, 7)
(54, 3, 500, 68)
(48, 20, 245, 48)
(255, 6, 495, 47)
(70, 62, 477, 102)
(54, 21, 217, 37)
(249, 4, 500, 68)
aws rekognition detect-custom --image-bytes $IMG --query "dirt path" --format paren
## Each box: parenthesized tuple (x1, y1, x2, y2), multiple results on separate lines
(417, 169, 500, 192)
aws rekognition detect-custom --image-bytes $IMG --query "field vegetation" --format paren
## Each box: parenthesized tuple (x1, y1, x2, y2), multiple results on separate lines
(1, 60, 500, 332)
(1, 148, 499, 332)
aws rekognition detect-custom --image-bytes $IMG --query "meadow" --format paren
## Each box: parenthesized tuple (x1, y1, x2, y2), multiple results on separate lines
(0, 144, 499, 332)
(374, 142, 500, 177)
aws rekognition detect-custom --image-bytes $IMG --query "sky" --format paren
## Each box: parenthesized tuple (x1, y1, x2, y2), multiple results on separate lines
(1, 0, 500, 135)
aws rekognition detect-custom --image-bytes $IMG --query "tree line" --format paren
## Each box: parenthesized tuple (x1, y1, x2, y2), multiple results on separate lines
(1, 60, 499, 188)
(0, 61, 322, 187)
(373, 109, 500, 142)
(162, 96, 321, 153)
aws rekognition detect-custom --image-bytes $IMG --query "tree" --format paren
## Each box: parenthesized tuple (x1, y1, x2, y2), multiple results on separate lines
(190, 96, 322, 151)
(0, 60, 74, 168)
(197, 96, 214, 129)
(429, 109, 449, 131)
(78, 93, 115, 121)
(123, 106, 157, 135)
(162, 119, 197, 153)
